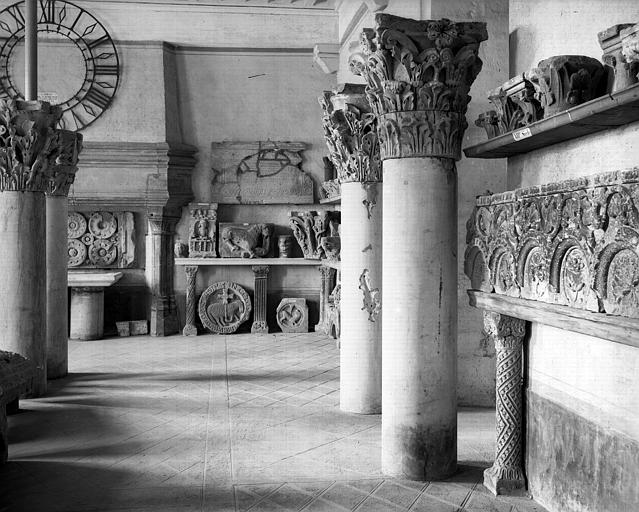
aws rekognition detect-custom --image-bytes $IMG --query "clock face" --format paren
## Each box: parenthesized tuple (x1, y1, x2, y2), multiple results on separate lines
(0, 0, 120, 130)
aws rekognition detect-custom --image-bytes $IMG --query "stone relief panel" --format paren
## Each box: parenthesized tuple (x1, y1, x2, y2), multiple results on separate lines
(198, 281, 252, 334)
(464, 168, 639, 319)
(211, 141, 313, 204)
(67, 211, 135, 268)
(289, 210, 340, 260)
(188, 203, 217, 258)
(276, 298, 309, 333)
(219, 223, 274, 259)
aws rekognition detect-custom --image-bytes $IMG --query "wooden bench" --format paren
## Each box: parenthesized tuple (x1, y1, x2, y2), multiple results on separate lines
(0, 351, 35, 464)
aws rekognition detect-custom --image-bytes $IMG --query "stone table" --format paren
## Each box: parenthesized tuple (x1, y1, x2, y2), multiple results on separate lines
(68, 271, 124, 341)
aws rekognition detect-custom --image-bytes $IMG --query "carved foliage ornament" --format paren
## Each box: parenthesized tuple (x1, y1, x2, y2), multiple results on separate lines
(465, 168, 639, 319)
(357, 14, 488, 160)
(289, 210, 340, 260)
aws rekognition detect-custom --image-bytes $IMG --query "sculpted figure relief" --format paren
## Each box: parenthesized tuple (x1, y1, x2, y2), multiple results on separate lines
(219, 223, 273, 258)
(465, 168, 639, 319)
(188, 203, 218, 258)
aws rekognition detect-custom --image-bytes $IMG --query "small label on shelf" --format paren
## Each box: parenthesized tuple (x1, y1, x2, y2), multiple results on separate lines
(512, 127, 532, 141)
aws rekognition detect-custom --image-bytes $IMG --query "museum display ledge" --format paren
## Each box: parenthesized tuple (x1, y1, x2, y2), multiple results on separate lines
(463, 83, 639, 159)
(174, 258, 321, 266)
(319, 195, 340, 205)
(468, 290, 639, 349)
(321, 260, 340, 270)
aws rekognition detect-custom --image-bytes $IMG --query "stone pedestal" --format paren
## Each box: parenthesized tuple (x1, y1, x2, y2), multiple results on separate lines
(251, 265, 269, 333)
(358, 15, 488, 480)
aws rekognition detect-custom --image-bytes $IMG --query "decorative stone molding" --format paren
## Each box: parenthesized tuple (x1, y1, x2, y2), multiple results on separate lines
(219, 223, 274, 258)
(67, 211, 135, 268)
(482, 311, 527, 496)
(357, 15, 488, 160)
(198, 281, 252, 334)
(276, 298, 309, 333)
(45, 130, 83, 197)
(188, 203, 218, 258)
(621, 23, 639, 79)
(211, 141, 313, 204)
(289, 210, 340, 260)
(319, 84, 380, 183)
(525, 55, 606, 118)
(465, 167, 639, 319)
(0, 99, 62, 193)
(599, 24, 639, 93)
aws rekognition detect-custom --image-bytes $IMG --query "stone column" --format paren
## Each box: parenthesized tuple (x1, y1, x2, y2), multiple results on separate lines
(183, 265, 198, 336)
(315, 265, 335, 334)
(69, 287, 105, 340)
(251, 265, 270, 334)
(358, 15, 488, 480)
(0, 100, 63, 397)
(483, 312, 527, 495)
(146, 210, 180, 336)
(46, 130, 82, 379)
(320, 85, 382, 414)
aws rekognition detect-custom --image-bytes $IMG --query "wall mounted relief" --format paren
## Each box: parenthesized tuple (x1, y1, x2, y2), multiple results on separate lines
(68, 211, 134, 268)
(188, 203, 217, 258)
(289, 210, 340, 260)
(218, 223, 274, 258)
(211, 141, 313, 204)
(465, 167, 639, 319)
(198, 281, 252, 334)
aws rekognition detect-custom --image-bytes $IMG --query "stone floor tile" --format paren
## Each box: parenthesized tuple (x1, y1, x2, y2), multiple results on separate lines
(315, 482, 370, 510)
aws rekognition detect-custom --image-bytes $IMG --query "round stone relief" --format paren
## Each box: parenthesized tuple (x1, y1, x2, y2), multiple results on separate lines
(198, 282, 252, 334)
(68, 212, 87, 239)
(604, 248, 639, 318)
(89, 212, 117, 239)
(276, 298, 308, 333)
(68, 239, 86, 267)
(89, 240, 117, 266)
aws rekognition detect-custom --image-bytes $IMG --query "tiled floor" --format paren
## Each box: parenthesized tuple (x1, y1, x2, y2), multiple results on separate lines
(1, 332, 547, 512)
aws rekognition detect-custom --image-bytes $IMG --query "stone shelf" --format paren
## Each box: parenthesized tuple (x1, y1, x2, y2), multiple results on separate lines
(468, 290, 639, 349)
(319, 195, 341, 204)
(174, 258, 320, 266)
(321, 260, 341, 270)
(463, 82, 639, 159)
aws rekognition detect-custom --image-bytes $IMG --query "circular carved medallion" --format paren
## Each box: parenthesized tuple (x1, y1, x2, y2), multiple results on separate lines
(88, 211, 117, 239)
(68, 212, 86, 238)
(605, 248, 639, 317)
(494, 251, 516, 294)
(277, 303, 303, 329)
(81, 232, 95, 245)
(68, 238, 86, 266)
(198, 282, 252, 334)
(88, 239, 117, 266)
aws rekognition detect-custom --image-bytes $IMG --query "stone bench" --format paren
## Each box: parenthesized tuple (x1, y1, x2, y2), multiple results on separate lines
(0, 351, 35, 464)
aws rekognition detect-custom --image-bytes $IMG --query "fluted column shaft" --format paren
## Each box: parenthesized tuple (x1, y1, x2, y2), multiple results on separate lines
(357, 14, 488, 480)
(251, 265, 270, 334)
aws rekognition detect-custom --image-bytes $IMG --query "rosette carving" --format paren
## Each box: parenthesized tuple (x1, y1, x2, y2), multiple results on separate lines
(357, 15, 488, 160)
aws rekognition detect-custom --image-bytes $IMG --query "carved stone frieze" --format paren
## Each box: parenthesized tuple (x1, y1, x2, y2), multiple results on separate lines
(198, 281, 252, 334)
(211, 141, 313, 204)
(219, 223, 274, 259)
(276, 298, 309, 333)
(465, 167, 639, 319)
(319, 84, 380, 183)
(525, 55, 606, 117)
(289, 210, 340, 260)
(188, 203, 217, 258)
(621, 23, 639, 81)
(67, 211, 135, 268)
(599, 24, 639, 93)
(357, 15, 488, 160)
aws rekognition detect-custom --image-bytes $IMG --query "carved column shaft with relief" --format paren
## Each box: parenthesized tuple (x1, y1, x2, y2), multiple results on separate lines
(483, 312, 527, 496)
(357, 14, 488, 480)
(251, 265, 270, 334)
(315, 265, 335, 334)
(320, 84, 382, 414)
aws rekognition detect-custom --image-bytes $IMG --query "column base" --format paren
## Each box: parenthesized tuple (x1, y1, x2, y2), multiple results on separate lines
(483, 465, 527, 496)
(251, 321, 268, 334)
(183, 324, 198, 336)
(150, 296, 179, 336)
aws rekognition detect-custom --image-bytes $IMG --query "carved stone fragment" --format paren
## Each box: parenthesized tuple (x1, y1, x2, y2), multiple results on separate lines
(278, 235, 293, 258)
(67, 211, 135, 268)
(321, 156, 341, 199)
(198, 281, 252, 334)
(475, 111, 501, 139)
(289, 210, 340, 260)
(357, 15, 488, 160)
(599, 23, 639, 93)
(44, 129, 83, 197)
(276, 298, 309, 333)
(484, 74, 542, 137)
(188, 203, 217, 258)
(525, 55, 606, 117)
(219, 223, 274, 258)
(211, 141, 313, 204)
(621, 23, 639, 83)
(465, 167, 639, 319)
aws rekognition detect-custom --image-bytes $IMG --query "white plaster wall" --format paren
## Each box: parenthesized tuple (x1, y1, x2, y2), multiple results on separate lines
(509, 0, 639, 440)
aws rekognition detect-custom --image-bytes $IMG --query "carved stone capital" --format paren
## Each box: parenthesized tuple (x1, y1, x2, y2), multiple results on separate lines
(525, 55, 605, 117)
(483, 311, 526, 350)
(0, 100, 63, 193)
(45, 130, 83, 197)
(599, 23, 639, 93)
(358, 15, 488, 160)
(319, 84, 381, 183)
(251, 265, 270, 277)
(621, 23, 639, 83)
(485, 74, 542, 137)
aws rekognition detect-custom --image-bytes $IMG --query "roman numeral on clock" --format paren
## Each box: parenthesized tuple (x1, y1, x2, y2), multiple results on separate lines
(84, 87, 111, 110)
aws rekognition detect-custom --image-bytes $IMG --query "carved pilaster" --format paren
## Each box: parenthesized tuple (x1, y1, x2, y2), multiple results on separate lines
(621, 23, 639, 84)
(315, 265, 336, 334)
(357, 15, 488, 161)
(526, 56, 605, 117)
(183, 266, 198, 336)
(483, 311, 527, 496)
(251, 265, 270, 334)
(319, 84, 380, 183)
(147, 210, 180, 336)
(599, 24, 639, 93)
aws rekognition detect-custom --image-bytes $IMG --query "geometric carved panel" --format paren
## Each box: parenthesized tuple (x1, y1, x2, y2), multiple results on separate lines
(68, 211, 135, 268)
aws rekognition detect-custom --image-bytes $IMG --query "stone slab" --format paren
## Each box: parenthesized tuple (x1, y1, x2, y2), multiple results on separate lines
(68, 271, 124, 288)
